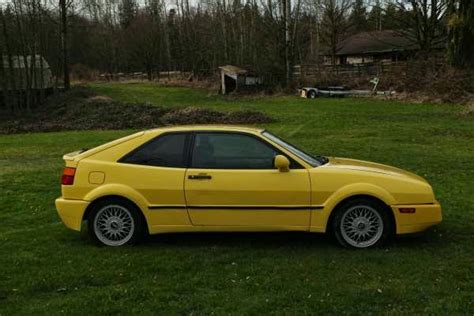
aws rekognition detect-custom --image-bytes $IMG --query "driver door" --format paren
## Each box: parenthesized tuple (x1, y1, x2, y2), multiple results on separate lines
(184, 132, 311, 229)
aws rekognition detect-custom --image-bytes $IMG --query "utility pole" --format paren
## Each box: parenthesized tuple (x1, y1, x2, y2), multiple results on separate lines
(60, 0, 70, 90)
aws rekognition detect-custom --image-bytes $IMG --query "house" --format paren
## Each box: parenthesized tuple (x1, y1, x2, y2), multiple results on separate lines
(219, 65, 262, 95)
(324, 30, 444, 65)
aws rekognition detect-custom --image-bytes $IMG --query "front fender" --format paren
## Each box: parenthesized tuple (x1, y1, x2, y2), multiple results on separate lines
(310, 182, 396, 233)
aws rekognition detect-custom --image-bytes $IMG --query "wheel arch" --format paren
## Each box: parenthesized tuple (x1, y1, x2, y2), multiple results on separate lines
(82, 184, 151, 232)
(83, 195, 150, 234)
(83, 184, 149, 211)
(310, 183, 398, 233)
(325, 194, 396, 236)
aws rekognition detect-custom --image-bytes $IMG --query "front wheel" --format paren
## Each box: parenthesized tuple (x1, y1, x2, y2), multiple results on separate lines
(332, 199, 392, 249)
(88, 198, 145, 247)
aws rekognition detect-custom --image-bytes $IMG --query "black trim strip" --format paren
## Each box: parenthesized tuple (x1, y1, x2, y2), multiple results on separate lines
(148, 205, 324, 210)
(148, 205, 187, 209)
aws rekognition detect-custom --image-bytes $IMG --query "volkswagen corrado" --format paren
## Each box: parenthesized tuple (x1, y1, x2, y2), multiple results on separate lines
(56, 126, 442, 248)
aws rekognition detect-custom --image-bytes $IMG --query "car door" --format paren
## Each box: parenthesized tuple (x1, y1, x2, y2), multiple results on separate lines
(184, 132, 311, 229)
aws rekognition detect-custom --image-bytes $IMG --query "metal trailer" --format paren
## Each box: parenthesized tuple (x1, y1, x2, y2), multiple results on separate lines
(299, 77, 394, 99)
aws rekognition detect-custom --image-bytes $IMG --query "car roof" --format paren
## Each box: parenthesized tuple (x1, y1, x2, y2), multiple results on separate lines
(144, 125, 265, 135)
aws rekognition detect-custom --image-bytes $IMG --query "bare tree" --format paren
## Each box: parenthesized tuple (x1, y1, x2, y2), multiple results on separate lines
(393, 0, 448, 53)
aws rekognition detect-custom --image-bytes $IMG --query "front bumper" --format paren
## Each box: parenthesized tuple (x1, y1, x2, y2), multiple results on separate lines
(55, 198, 90, 231)
(392, 202, 442, 234)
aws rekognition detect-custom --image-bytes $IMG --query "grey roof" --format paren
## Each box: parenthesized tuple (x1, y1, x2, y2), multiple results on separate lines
(336, 31, 421, 56)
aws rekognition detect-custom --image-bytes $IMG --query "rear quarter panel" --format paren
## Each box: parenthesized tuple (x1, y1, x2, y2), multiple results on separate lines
(62, 130, 192, 231)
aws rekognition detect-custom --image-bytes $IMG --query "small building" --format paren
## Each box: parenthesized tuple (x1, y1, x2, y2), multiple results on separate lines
(219, 65, 262, 95)
(1, 55, 53, 91)
(324, 30, 444, 65)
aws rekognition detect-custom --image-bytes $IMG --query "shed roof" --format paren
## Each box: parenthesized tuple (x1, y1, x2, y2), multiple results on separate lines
(219, 65, 248, 75)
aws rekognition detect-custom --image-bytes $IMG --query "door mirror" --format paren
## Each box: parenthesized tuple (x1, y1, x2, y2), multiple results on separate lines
(274, 155, 290, 172)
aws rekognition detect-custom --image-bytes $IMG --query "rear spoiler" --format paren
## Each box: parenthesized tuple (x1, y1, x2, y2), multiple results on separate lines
(63, 149, 88, 161)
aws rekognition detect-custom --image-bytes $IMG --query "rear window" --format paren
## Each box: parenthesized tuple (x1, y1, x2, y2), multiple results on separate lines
(119, 133, 189, 168)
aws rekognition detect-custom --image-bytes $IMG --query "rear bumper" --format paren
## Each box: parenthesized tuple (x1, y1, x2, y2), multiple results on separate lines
(392, 202, 442, 234)
(55, 198, 89, 231)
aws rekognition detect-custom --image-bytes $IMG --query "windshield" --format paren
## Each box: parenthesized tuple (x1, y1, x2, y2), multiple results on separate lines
(262, 131, 328, 167)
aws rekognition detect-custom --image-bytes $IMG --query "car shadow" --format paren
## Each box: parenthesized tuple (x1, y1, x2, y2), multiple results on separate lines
(136, 229, 444, 250)
(76, 225, 446, 250)
(141, 231, 335, 249)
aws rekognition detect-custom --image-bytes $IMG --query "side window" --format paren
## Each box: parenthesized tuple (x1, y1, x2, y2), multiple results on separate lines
(191, 133, 279, 169)
(120, 133, 188, 168)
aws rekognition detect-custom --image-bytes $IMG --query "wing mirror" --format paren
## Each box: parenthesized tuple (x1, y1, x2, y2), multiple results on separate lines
(274, 155, 290, 172)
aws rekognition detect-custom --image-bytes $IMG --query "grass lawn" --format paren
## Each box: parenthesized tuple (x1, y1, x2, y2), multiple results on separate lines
(1, 82, 473, 314)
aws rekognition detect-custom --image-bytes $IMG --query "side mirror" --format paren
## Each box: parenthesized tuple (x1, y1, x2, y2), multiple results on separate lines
(274, 155, 290, 172)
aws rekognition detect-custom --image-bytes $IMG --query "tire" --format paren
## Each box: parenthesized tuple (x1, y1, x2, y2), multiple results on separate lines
(87, 198, 145, 247)
(307, 90, 317, 99)
(331, 198, 392, 249)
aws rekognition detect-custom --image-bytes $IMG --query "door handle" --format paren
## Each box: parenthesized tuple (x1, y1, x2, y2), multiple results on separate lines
(188, 174, 212, 180)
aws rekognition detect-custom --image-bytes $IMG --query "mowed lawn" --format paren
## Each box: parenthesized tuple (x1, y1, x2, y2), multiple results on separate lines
(1, 82, 473, 314)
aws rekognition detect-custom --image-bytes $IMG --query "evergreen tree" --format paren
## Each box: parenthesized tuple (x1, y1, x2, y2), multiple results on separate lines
(350, 0, 368, 33)
(383, 2, 401, 30)
(119, 0, 138, 29)
(367, 0, 382, 31)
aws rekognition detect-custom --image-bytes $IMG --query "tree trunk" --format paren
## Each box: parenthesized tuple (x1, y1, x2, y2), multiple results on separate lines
(60, 0, 70, 90)
(448, 0, 474, 68)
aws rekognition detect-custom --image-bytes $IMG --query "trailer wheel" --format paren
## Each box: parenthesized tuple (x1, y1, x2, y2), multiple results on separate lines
(307, 90, 317, 99)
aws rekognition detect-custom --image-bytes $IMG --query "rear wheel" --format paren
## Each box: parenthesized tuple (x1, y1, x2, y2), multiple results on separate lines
(88, 198, 145, 247)
(332, 198, 392, 249)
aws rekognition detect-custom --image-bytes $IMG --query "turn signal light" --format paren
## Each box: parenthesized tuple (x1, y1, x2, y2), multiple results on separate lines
(399, 207, 416, 214)
(61, 167, 76, 185)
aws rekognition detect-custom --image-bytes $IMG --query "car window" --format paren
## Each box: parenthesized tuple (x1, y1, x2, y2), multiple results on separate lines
(120, 133, 188, 168)
(191, 133, 279, 169)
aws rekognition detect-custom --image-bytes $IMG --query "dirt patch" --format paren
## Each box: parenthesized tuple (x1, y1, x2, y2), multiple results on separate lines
(0, 87, 273, 134)
(460, 99, 474, 117)
(86, 95, 113, 103)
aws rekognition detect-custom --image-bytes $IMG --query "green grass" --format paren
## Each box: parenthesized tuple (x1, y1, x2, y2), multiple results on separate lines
(1, 82, 474, 314)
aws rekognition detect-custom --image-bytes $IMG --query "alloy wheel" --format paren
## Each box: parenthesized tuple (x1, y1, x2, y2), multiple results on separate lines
(93, 205, 135, 246)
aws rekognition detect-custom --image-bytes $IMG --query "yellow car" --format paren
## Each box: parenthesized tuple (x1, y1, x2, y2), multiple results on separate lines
(55, 126, 442, 248)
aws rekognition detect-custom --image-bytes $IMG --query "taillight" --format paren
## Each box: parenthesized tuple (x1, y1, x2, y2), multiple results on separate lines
(61, 167, 76, 185)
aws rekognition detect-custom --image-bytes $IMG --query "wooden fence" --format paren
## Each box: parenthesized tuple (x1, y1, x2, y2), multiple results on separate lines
(293, 60, 444, 82)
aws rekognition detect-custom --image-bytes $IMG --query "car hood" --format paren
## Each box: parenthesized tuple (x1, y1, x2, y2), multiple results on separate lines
(325, 157, 427, 183)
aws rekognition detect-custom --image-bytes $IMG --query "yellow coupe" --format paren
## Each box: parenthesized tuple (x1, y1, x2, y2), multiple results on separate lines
(56, 126, 442, 248)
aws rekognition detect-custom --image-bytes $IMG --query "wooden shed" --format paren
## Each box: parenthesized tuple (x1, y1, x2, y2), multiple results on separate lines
(219, 65, 262, 94)
(1, 55, 53, 91)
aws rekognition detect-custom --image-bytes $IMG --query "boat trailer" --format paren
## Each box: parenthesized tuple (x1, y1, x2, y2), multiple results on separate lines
(299, 77, 395, 98)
